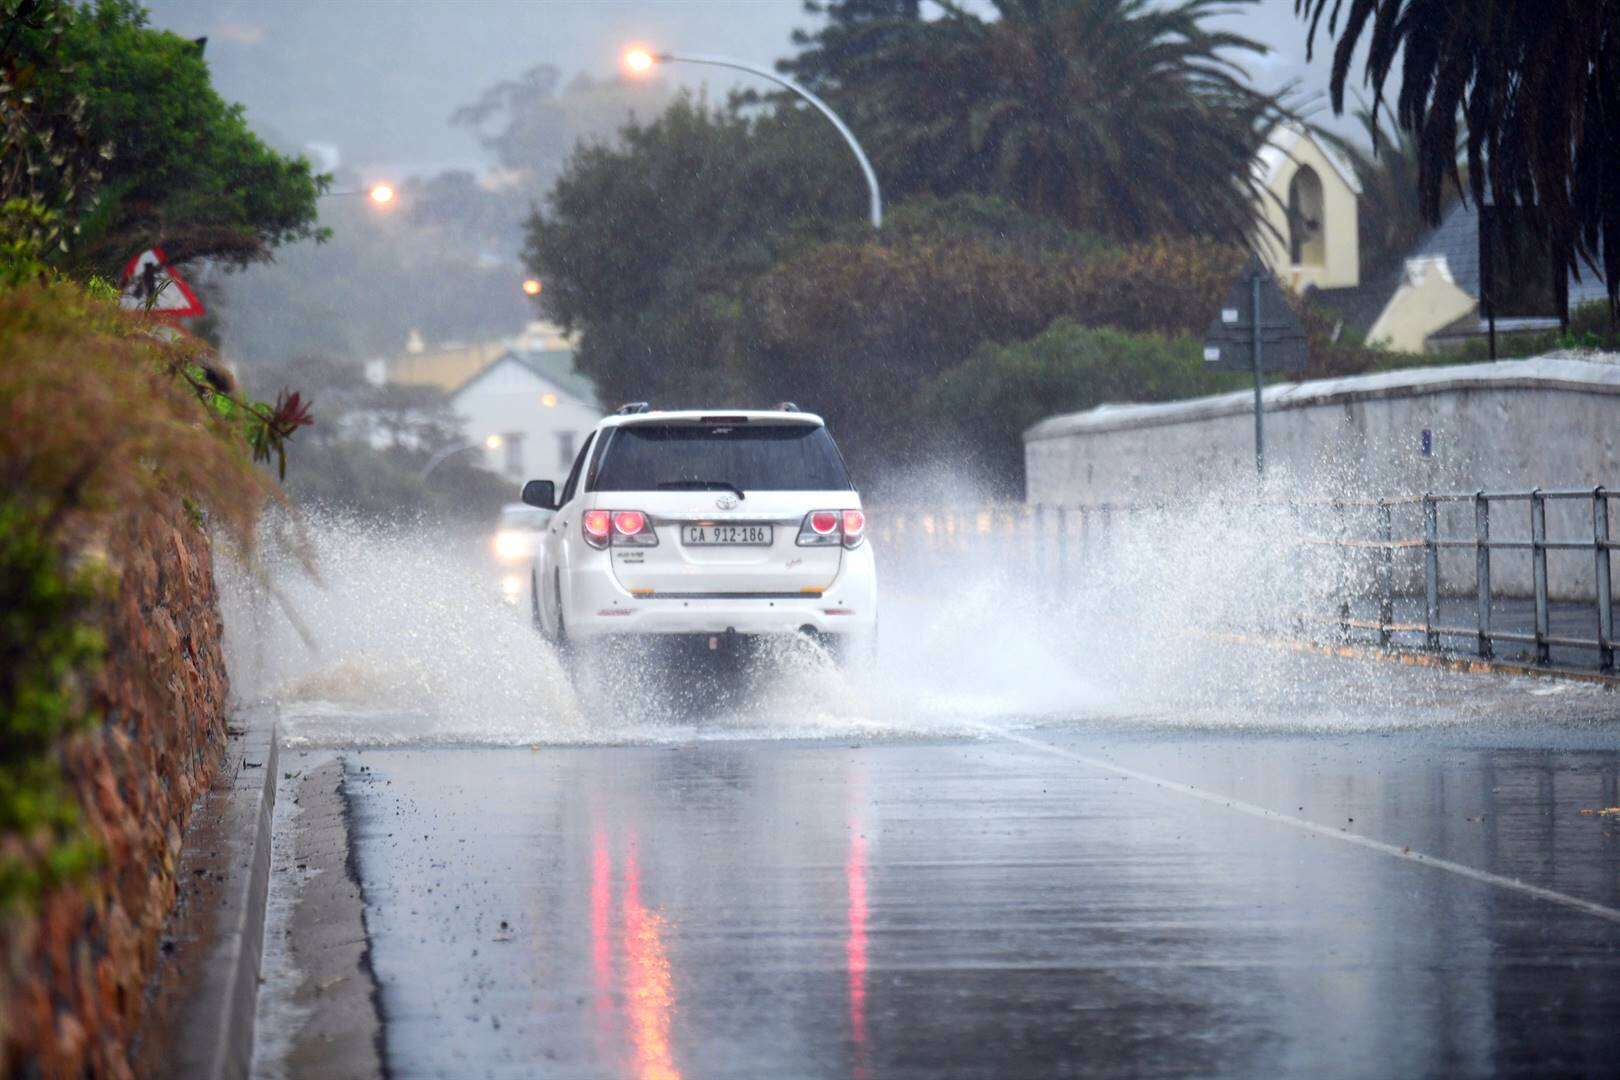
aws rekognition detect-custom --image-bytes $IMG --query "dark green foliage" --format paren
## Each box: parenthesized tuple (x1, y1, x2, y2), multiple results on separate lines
(1, 0, 327, 277)
(0, 501, 105, 911)
(525, 94, 861, 407)
(783, 0, 1287, 242)
(1322, 104, 1461, 279)
(1295, 0, 1620, 314)
(0, 0, 106, 258)
(745, 232, 1245, 476)
(921, 321, 1244, 487)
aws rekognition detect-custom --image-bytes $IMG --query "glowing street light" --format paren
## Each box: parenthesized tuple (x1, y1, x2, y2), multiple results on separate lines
(322, 181, 399, 209)
(624, 45, 656, 73)
(621, 44, 882, 229)
(522, 277, 543, 297)
(483, 434, 504, 450)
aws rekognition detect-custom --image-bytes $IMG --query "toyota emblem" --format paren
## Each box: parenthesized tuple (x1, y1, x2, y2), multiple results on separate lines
(715, 494, 739, 510)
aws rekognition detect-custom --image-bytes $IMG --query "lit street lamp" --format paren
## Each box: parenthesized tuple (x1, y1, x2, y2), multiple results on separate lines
(623, 45, 882, 230)
(323, 182, 398, 207)
(419, 434, 502, 482)
(522, 277, 543, 297)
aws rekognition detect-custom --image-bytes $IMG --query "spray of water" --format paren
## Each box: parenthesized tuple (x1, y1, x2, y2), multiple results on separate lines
(220, 458, 1609, 750)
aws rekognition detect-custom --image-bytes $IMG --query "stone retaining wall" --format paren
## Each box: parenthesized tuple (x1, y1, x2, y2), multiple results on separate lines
(0, 503, 230, 1077)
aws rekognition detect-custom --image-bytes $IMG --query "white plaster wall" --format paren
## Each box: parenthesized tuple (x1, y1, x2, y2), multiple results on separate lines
(452, 361, 602, 486)
(1024, 356, 1620, 598)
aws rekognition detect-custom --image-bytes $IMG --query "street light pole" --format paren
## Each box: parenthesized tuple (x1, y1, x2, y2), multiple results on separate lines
(634, 50, 882, 230)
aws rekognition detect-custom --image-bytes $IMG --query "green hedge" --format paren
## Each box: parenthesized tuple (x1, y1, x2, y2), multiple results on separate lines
(920, 319, 1247, 488)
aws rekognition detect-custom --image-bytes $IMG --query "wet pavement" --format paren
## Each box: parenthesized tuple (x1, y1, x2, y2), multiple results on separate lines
(325, 718, 1620, 1079)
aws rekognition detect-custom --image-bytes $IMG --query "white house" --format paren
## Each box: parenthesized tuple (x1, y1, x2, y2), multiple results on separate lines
(447, 327, 602, 484)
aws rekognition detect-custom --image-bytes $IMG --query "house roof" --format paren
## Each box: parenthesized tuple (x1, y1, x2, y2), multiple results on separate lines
(1309, 261, 1407, 335)
(448, 347, 600, 409)
(1312, 201, 1612, 339)
(1410, 201, 1612, 309)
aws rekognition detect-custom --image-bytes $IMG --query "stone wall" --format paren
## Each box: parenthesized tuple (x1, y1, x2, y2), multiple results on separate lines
(1024, 355, 1620, 598)
(1, 503, 230, 1077)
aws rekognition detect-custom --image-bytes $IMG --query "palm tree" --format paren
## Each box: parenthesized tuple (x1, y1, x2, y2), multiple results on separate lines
(1321, 103, 1462, 279)
(784, 0, 1287, 243)
(1295, 0, 1620, 313)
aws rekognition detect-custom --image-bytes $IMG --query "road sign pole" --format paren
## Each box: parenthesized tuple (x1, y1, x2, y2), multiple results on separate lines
(1251, 271, 1264, 476)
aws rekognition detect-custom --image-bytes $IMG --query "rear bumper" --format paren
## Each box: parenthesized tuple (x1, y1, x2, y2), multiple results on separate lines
(561, 546, 876, 639)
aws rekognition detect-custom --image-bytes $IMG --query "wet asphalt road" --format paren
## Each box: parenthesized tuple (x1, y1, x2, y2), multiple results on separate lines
(336, 719, 1620, 1079)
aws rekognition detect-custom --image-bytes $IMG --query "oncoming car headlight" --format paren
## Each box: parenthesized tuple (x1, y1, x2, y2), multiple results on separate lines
(493, 529, 531, 561)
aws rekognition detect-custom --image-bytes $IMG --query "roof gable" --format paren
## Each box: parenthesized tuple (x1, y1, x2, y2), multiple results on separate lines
(448, 348, 600, 408)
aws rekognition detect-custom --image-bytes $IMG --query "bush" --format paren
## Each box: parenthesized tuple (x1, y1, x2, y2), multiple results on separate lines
(919, 320, 1246, 491)
(0, 281, 284, 910)
(743, 232, 1244, 476)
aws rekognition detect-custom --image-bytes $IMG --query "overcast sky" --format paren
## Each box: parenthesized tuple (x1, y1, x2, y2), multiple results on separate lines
(142, 0, 1368, 179)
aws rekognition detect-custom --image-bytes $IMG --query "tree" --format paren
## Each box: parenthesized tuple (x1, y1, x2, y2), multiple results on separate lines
(1295, 0, 1620, 312)
(1, 0, 107, 262)
(524, 93, 861, 407)
(921, 320, 1239, 487)
(452, 66, 672, 190)
(782, 0, 1287, 242)
(743, 230, 1244, 477)
(1323, 104, 1461, 279)
(2, 0, 327, 277)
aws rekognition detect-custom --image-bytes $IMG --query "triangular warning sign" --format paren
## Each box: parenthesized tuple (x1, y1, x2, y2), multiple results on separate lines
(119, 247, 205, 319)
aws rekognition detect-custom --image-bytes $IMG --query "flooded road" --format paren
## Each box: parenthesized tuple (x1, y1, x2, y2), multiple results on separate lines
(280, 713, 1620, 1079)
(234, 521, 1620, 1077)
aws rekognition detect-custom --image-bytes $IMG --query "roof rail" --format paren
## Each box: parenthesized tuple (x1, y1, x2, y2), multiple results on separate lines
(615, 401, 652, 415)
(773, 401, 801, 412)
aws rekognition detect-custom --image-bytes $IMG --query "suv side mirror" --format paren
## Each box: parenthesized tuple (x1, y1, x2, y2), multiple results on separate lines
(521, 479, 557, 511)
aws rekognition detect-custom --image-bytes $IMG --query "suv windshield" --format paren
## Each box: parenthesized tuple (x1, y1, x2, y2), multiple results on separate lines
(592, 423, 852, 492)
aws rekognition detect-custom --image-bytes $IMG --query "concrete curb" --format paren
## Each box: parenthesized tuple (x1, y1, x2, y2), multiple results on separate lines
(206, 713, 278, 1080)
(137, 707, 279, 1080)
(1216, 632, 1620, 688)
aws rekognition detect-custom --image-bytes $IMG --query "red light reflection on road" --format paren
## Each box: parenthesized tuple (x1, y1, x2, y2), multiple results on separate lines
(591, 830, 613, 1022)
(847, 824, 871, 1079)
(623, 843, 681, 1080)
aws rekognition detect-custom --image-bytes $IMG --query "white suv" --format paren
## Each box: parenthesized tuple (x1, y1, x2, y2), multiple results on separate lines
(520, 404, 876, 662)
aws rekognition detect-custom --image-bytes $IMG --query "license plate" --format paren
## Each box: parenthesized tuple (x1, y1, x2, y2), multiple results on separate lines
(682, 524, 773, 546)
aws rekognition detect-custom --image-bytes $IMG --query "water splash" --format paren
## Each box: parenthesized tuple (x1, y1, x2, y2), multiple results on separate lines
(219, 465, 1613, 751)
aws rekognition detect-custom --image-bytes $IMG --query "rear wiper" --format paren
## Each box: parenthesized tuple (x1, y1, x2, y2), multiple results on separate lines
(657, 479, 746, 500)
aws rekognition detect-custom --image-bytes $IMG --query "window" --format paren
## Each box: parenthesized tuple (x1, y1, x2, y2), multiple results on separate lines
(1287, 165, 1326, 267)
(560, 433, 594, 505)
(502, 432, 524, 476)
(556, 430, 576, 471)
(592, 423, 852, 493)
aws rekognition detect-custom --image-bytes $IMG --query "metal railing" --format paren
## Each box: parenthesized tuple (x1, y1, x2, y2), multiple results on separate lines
(873, 486, 1618, 672)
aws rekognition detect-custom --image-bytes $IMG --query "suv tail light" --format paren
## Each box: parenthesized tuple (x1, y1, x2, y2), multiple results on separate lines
(841, 509, 866, 548)
(583, 508, 657, 549)
(797, 509, 866, 549)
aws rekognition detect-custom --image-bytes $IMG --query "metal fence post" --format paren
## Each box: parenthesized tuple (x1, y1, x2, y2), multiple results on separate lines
(1423, 495, 1440, 650)
(1475, 492, 1493, 658)
(1056, 506, 1069, 592)
(1377, 500, 1394, 648)
(1530, 489, 1551, 663)
(1596, 487, 1614, 671)
(1078, 507, 1092, 585)
(1033, 503, 1045, 585)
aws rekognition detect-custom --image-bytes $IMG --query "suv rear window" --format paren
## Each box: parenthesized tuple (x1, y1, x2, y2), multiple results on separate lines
(592, 423, 852, 492)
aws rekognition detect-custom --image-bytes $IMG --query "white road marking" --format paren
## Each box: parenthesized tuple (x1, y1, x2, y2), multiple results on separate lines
(974, 722, 1620, 926)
